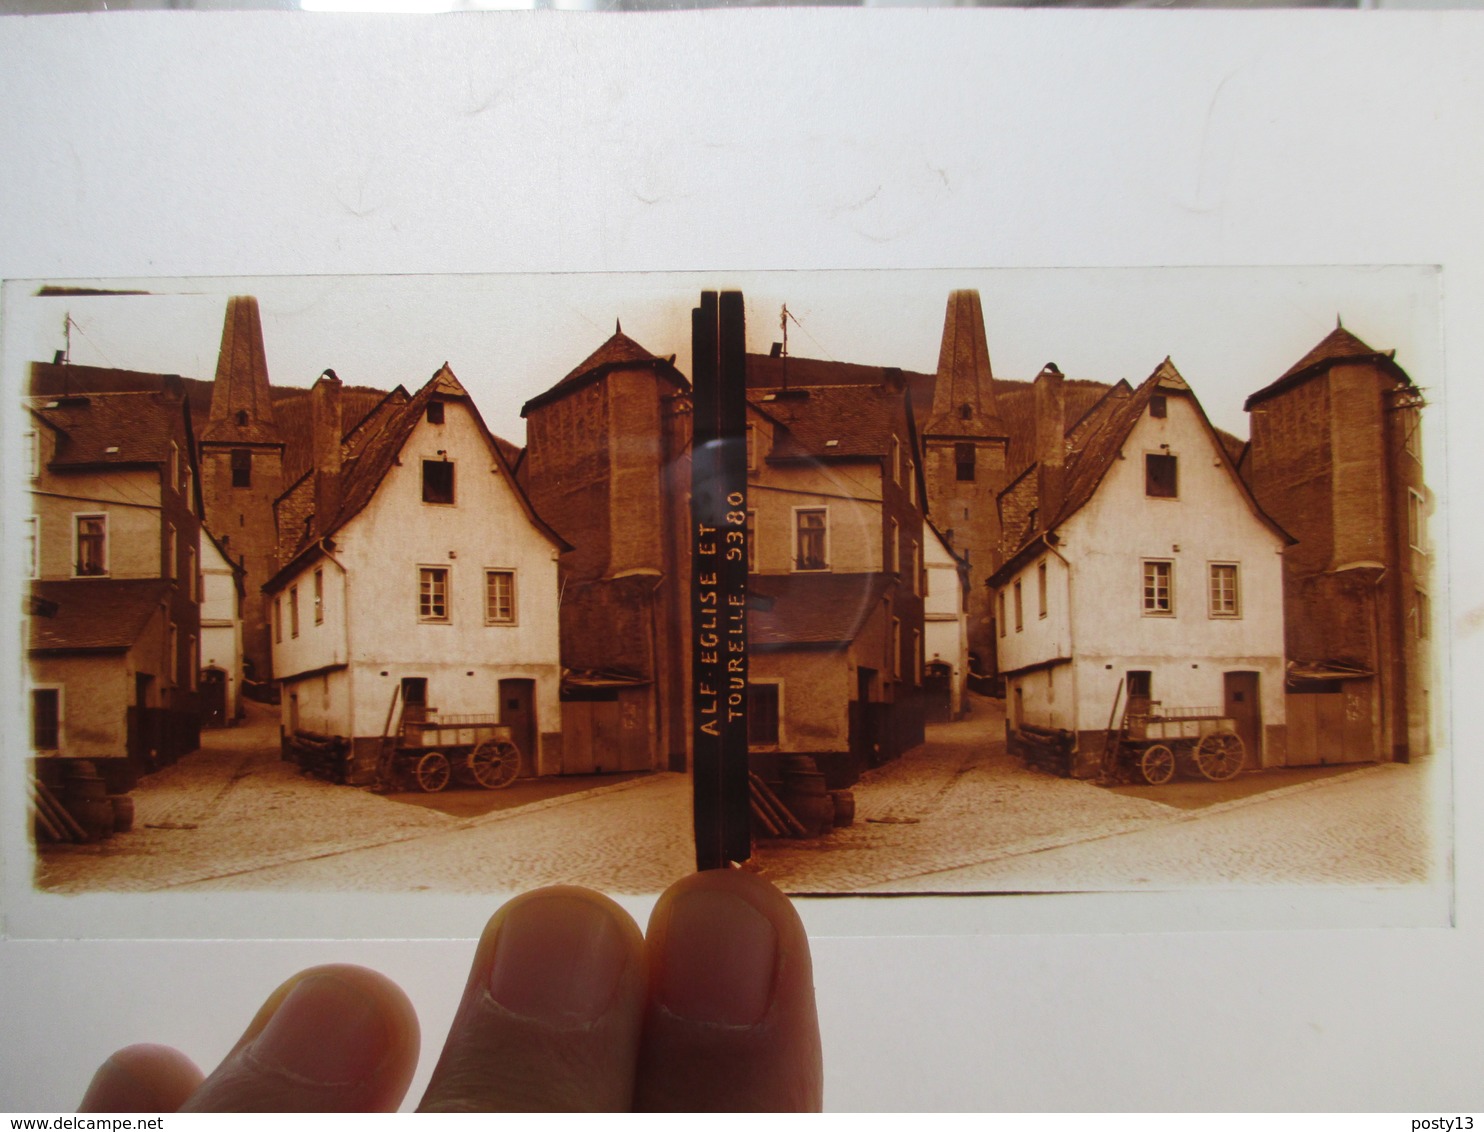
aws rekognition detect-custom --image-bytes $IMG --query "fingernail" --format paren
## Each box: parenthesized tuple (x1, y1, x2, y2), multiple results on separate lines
(249, 973, 393, 1085)
(486, 892, 629, 1027)
(658, 887, 778, 1026)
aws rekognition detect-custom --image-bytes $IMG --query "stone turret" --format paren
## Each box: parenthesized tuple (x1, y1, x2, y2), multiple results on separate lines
(198, 296, 284, 681)
(920, 290, 1011, 671)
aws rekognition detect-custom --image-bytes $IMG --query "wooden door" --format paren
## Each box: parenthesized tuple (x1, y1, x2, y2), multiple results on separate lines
(499, 678, 536, 777)
(400, 678, 428, 726)
(1223, 671, 1261, 765)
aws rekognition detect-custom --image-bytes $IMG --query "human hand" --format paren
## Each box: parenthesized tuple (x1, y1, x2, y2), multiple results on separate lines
(78, 869, 821, 1112)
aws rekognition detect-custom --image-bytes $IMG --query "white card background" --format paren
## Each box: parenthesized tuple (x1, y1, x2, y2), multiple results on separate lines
(1, 10, 1481, 1110)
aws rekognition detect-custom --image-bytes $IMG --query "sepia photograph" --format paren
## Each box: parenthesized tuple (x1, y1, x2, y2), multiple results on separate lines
(5, 266, 1448, 926)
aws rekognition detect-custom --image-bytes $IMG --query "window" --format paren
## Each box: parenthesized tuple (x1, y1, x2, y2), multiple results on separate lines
(912, 628, 922, 685)
(74, 514, 107, 577)
(1416, 589, 1430, 639)
(422, 460, 455, 504)
(31, 688, 60, 751)
(188, 635, 198, 691)
(314, 568, 324, 624)
(289, 585, 300, 638)
(1408, 489, 1426, 551)
(794, 509, 828, 571)
(746, 423, 759, 471)
(955, 442, 976, 482)
(168, 622, 178, 683)
(274, 596, 283, 643)
(889, 518, 900, 574)
(427, 401, 445, 425)
(998, 591, 1007, 637)
(911, 540, 921, 596)
(1014, 580, 1023, 631)
(891, 435, 901, 484)
(746, 510, 757, 572)
(959, 403, 972, 422)
(26, 517, 37, 579)
(1209, 563, 1240, 618)
(169, 441, 179, 490)
(906, 458, 916, 505)
(1150, 395, 1167, 419)
(26, 431, 39, 479)
(485, 570, 516, 624)
(183, 463, 194, 513)
(1143, 560, 1174, 615)
(419, 566, 450, 621)
(748, 683, 780, 747)
(165, 524, 177, 580)
(1145, 453, 1178, 498)
(235, 410, 249, 427)
(1037, 561, 1048, 618)
(186, 545, 197, 601)
(230, 448, 252, 488)
(892, 616, 902, 678)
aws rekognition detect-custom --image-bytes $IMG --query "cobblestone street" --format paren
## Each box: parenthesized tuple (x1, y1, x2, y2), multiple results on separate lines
(36, 696, 1435, 895)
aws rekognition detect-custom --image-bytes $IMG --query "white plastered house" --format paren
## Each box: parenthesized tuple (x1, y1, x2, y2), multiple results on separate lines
(990, 360, 1291, 778)
(265, 367, 567, 784)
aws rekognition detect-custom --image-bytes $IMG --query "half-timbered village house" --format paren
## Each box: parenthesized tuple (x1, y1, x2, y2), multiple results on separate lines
(26, 383, 205, 788)
(264, 366, 566, 785)
(990, 360, 1291, 778)
(743, 365, 929, 787)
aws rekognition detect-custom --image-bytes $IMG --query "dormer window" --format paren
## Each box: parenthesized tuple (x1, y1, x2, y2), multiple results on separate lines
(422, 459, 455, 504)
(959, 403, 972, 421)
(427, 401, 445, 425)
(235, 410, 249, 427)
(1150, 395, 1167, 419)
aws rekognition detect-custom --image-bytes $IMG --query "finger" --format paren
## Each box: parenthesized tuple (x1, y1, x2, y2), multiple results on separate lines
(418, 886, 647, 1112)
(635, 869, 822, 1112)
(80, 1044, 204, 1112)
(178, 964, 419, 1112)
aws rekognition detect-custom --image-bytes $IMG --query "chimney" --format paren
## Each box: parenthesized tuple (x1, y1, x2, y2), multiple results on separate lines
(311, 369, 343, 530)
(1034, 363, 1066, 525)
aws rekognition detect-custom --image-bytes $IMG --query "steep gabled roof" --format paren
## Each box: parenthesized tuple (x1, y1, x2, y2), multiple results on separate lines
(29, 390, 185, 469)
(267, 366, 568, 591)
(752, 384, 905, 462)
(991, 360, 1291, 585)
(521, 328, 688, 416)
(202, 296, 280, 446)
(749, 573, 893, 648)
(925, 289, 1006, 439)
(29, 579, 169, 653)
(1244, 325, 1412, 410)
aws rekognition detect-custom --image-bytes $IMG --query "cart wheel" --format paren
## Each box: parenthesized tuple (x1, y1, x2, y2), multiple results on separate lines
(1139, 744, 1177, 786)
(469, 739, 521, 789)
(1195, 731, 1245, 781)
(415, 751, 452, 793)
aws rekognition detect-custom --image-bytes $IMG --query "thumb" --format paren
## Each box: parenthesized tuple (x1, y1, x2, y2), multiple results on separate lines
(179, 965, 419, 1112)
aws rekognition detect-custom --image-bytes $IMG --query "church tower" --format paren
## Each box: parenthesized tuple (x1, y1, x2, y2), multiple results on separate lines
(921, 290, 1010, 672)
(198, 296, 284, 682)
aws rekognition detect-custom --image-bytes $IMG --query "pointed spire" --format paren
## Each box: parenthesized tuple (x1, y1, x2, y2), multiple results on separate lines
(202, 296, 279, 444)
(1337, 313, 1344, 329)
(616, 318, 623, 335)
(926, 289, 1004, 438)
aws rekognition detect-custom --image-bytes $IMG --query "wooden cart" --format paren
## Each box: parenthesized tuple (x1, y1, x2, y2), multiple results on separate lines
(1111, 701, 1246, 786)
(387, 714, 523, 793)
